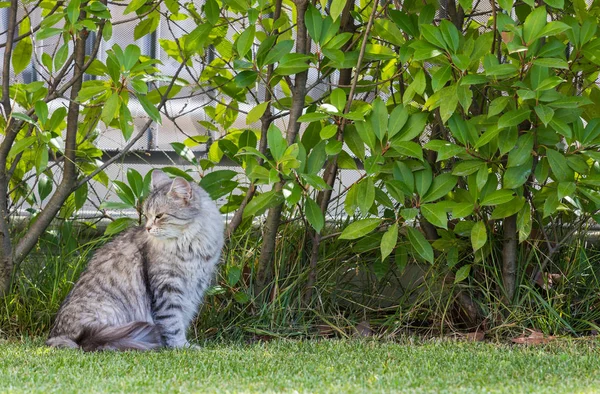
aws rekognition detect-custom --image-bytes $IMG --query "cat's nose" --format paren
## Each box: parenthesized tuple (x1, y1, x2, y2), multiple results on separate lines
(145, 226, 152, 232)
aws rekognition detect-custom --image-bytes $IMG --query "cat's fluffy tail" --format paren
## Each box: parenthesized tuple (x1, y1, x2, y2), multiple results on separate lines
(47, 322, 162, 351)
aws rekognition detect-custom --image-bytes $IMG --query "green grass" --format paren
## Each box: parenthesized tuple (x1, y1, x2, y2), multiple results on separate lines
(2, 338, 600, 393)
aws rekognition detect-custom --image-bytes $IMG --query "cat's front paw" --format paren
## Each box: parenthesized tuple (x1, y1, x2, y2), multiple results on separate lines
(184, 342, 202, 350)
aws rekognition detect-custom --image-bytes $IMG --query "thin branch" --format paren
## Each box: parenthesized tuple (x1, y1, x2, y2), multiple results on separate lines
(75, 58, 189, 189)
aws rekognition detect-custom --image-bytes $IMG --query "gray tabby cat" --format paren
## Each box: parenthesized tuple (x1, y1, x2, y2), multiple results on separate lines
(46, 170, 224, 351)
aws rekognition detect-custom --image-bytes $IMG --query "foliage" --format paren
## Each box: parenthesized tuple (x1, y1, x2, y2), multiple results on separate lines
(0, 0, 206, 293)
(163, 0, 600, 312)
(3, 0, 600, 335)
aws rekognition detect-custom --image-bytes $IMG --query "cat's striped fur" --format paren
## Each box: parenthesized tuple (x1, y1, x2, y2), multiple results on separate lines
(47, 170, 224, 351)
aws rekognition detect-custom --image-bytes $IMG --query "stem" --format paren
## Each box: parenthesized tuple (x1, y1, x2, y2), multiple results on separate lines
(256, 0, 310, 297)
(0, 0, 19, 295)
(226, 0, 283, 238)
(12, 25, 88, 265)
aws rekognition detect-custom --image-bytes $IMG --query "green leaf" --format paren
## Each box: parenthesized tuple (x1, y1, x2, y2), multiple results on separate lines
(134, 14, 160, 40)
(234, 70, 258, 88)
(268, 124, 287, 162)
(307, 141, 326, 174)
(454, 264, 471, 283)
(533, 58, 569, 69)
(406, 227, 434, 264)
(544, 0, 564, 9)
(523, 7, 547, 45)
(123, 45, 141, 71)
(274, 54, 311, 76)
(330, 88, 346, 112)
(101, 92, 120, 125)
(12, 37, 32, 74)
(539, 21, 570, 36)
(227, 266, 241, 286)
(305, 4, 323, 43)
(204, 0, 220, 24)
(390, 141, 423, 161)
(198, 170, 236, 199)
(488, 97, 510, 117)
(439, 20, 460, 53)
(66, 0, 80, 23)
(38, 174, 53, 201)
(329, 0, 345, 21)
(339, 218, 381, 240)
(137, 94, 162, 124)
(380, 223, 398, 261)
(236, 25, 255, 57)
(35, 101, 48, 125)
(320, 124, 338, 140)
(471, 221, 487, 252)
(546, 148, 573, 182)
(421, 173, 457, 203)
(507, 133, 534, 168)
(498, 109, 531, 129)
(557, 182, 576, 200)
(452, 160, 486, 176)
(262, 40, 294, 66)
(8, 136, 36, 159)
(490, 197, 525, 219)
(305, 197, 324, 233)
(504, 159, 533, 189)
(298, 112, 329, 123)
(246, 102, 269, 125)
(105, 218, 137, 235)
(421, 203, 448, 230)
(125, 169, 143, 200)
(480, 189, 515, 206)
(124, 0, 147, 15)
(534, 105, 554, 127)
(474, 125, 502, 149)
(357, 177, 375, 215)
(370, 98, 388, 141)
(498, 0, 513, 11)
(243, 191, 284, 218)
(54, 44, 69, 71)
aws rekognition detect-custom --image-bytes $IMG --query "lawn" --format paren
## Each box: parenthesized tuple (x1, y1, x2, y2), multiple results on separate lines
(1, 338, 599, 393)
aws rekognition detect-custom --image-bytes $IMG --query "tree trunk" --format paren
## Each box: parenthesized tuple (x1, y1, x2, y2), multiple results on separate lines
(226, 0, 282, 238)
(255, 0, 309, 297)
(303, 0, 363, 305)
(502, 214, 518, 302)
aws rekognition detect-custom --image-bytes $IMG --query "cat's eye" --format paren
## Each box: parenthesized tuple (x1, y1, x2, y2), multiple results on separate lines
(155, 213, 164, 219)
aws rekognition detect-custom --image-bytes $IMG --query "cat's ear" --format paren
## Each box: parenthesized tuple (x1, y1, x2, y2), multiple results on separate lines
(151, 170, 171, 190)
(168, 177, 193, 202)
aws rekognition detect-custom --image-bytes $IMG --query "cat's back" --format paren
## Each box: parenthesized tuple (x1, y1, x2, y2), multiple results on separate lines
(50, 227, 151, 337)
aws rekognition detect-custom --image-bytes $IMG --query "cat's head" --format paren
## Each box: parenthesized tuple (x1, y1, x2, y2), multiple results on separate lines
(143, 170, 201, 239)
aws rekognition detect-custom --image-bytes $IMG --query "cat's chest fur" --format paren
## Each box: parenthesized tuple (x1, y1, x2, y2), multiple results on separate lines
(146, 237, 217, 320)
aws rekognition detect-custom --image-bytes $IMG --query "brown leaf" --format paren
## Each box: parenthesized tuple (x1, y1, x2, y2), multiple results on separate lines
(355, 321, 373, 337)
(535, 272, 563, 290)
(465, 331, 485, 342)
(511, 330, 556, 345)
(501, 32, 514, 44)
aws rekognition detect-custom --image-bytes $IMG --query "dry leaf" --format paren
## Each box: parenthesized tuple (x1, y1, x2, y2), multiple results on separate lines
(511, 330, 556, 345)
(465, 331, 485, 342)
(355, 321, 373, 337)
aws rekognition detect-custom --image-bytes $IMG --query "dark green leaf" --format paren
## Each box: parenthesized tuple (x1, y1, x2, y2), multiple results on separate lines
(406, 227, 434, 264)
(305, 197, 324, 233)
(380, 223, 398, 261)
